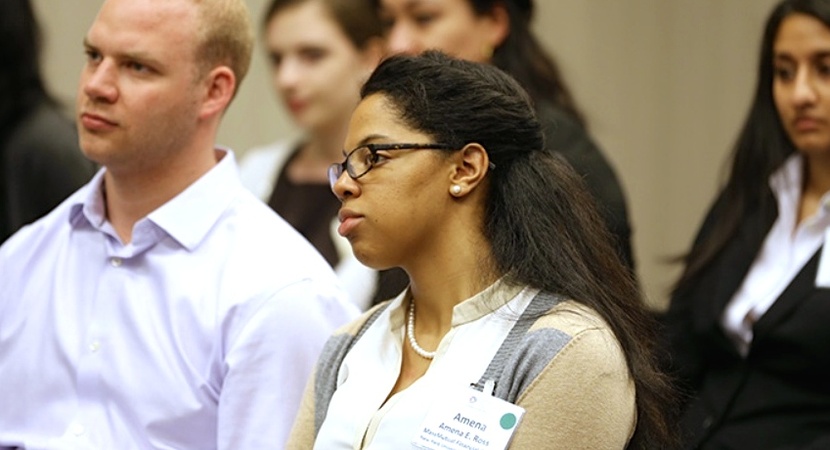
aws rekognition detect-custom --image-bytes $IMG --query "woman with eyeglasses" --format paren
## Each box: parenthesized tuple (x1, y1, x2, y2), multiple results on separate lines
(287, 51, 676, 450)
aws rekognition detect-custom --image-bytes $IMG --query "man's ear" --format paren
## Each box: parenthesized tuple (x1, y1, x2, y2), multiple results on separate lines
(448, 143, 491, 197)
(199, 66, 236, 119)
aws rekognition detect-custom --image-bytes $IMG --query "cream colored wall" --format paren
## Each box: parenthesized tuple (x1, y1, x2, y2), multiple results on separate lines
(534, 1, 779, 308)
(32, 0, 780, 309)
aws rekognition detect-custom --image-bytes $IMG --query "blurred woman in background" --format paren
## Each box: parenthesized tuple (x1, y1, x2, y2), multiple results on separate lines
(239, 0, 407, 310)
(665, 0, 830, 448)
(0, 0, 96, 243)
(374, 0, 636, 272)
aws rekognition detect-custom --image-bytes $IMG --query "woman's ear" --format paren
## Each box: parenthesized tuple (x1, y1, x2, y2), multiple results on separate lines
(448, 143, 491, 197)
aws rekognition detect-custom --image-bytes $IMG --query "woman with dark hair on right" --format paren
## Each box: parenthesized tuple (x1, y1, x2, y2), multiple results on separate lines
(374, 0, 636, 272)
(0, 0, 96, 244)
(287, 51, 675, 449)
(664, 0, 830, 448)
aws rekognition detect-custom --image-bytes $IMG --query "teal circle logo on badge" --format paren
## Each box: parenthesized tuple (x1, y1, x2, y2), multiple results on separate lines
(500, 413, 517, 430)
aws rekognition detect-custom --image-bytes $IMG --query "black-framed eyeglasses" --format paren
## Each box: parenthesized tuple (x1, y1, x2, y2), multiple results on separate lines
(328, 142, 454, 188)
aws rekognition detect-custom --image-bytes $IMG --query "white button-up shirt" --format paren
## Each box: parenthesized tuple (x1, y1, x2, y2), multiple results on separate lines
(0, 149, 358, 449)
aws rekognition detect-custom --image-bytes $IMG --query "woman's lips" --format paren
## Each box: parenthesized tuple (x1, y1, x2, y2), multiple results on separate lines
(338, 210, 363, 237)
(286, 98, 307, 116)
(792, 113, 825, 131)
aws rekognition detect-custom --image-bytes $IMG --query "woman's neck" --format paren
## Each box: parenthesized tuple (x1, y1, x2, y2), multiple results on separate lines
(405, 231, 499, 335)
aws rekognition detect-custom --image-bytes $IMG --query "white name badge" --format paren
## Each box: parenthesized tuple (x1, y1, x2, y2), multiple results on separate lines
(412, 384, 525, 450)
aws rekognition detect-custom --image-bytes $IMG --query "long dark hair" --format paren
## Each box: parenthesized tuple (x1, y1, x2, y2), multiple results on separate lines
(674, 0, 830, 293)
(362, 50, 677, 449)
(262, 0, 382, 50)
(469, 0, 586, 126)
(0, 0, 51, 134)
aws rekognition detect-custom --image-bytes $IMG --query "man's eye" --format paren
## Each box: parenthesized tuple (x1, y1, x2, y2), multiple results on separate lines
(126, 61, 150, 73)
(85, 50, 102, 63)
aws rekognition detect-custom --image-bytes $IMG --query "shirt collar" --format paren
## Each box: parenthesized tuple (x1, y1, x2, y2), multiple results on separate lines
(68, 148, 241, 251)
(388, 277, 527, 331)
(769, 153, 804, 203)
(451, 277, 526, 326)
(69, 168, 107, 230)
(148, 148, 240, 250)
(770, 153, 830, 218)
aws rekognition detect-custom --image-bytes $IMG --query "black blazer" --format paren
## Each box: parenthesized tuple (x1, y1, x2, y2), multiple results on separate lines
(664, 191, 830, 450)
(1, 97, 96, 243)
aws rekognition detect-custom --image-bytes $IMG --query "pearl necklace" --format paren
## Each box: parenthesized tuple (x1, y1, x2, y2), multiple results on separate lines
(407, 301, 436, 360)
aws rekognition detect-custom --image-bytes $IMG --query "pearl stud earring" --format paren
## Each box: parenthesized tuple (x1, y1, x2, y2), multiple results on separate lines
(451, 185, 462, 195)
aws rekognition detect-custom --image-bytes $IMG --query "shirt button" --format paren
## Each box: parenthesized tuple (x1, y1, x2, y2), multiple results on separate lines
(90, 341, 101, 353)
(110, 257, 122, 267)
(702, 416, 713, 429)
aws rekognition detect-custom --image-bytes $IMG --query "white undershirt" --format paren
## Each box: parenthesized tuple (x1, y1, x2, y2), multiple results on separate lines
(722, 154, 830, 356)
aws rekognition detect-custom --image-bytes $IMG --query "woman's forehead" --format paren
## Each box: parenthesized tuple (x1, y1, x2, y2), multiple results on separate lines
(346, 95, 425, 145)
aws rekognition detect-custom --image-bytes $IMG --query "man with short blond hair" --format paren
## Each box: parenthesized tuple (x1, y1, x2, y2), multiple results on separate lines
(0, 0, 357, 447)
(193, 0, 255, 82)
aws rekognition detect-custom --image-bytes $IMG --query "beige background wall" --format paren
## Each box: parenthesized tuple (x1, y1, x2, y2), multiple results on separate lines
(31, 0, 780, 309)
